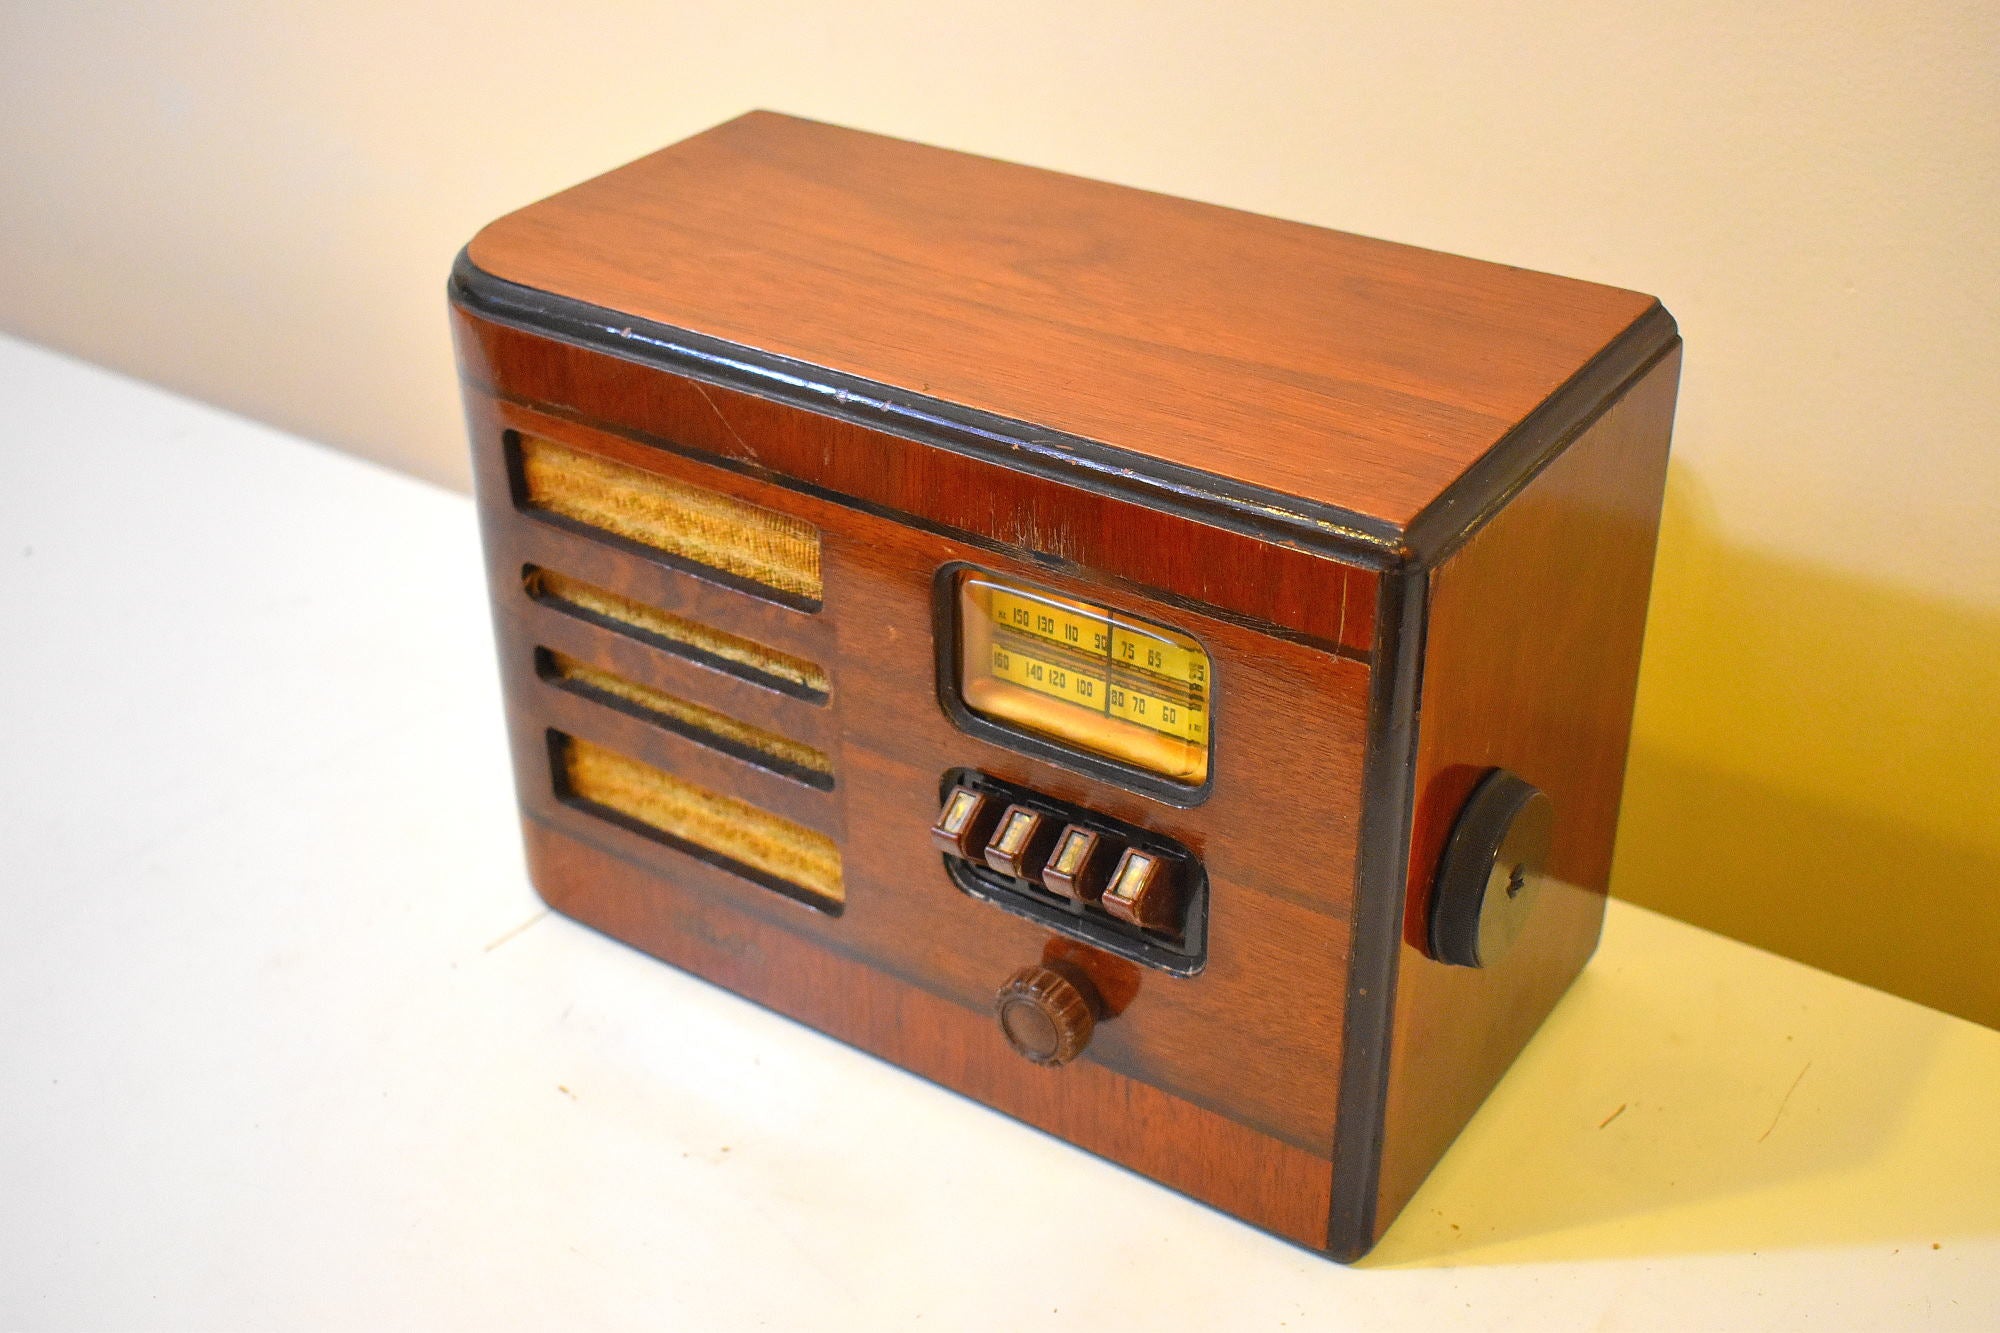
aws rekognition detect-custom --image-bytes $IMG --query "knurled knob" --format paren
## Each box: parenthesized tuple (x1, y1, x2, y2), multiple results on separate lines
(994, 963, 1099, 1067)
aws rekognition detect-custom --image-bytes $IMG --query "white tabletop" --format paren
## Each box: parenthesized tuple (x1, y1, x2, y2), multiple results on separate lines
(4, 332, 1996, 1331)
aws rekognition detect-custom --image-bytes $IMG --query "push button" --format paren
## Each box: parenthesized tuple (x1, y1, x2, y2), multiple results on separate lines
(1039, 824, 1114, 902)
(983, 804, 1060, 880)
(930, 784, 1002, 859)
(1101, 847, 1178, 930)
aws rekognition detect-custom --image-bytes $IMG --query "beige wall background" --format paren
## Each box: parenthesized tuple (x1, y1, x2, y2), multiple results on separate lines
(4, 3, 1996, 1025)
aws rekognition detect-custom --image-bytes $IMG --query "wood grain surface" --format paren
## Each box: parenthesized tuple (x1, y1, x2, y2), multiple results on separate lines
(467, 111, 1660, 529)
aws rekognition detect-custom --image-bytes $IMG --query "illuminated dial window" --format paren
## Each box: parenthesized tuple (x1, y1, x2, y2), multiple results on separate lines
(954, 571, 1212, 785)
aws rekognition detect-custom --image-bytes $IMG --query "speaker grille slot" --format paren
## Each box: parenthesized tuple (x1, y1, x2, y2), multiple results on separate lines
(554, 733, 843, 911)
(517, 436, 821, 602)
(539, 649, 833, 787)
(525, 567, 828, 700)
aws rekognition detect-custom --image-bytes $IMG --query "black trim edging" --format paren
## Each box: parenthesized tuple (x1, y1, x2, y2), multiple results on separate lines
(1326, 564, 1430, 1259)
(452, 251, 1403, 566)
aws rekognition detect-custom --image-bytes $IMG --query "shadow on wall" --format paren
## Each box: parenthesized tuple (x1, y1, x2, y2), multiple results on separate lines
(1611, 464, 2000, 1030)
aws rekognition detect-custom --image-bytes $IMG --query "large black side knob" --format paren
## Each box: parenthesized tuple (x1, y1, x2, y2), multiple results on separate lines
(1428, 769, 1553, 968)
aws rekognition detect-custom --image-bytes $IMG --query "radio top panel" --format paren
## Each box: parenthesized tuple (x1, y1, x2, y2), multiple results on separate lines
(458, 110, 1668, 566)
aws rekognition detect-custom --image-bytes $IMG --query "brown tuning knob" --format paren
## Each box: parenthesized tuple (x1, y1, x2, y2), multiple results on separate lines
(994, 963, 1099, 1067)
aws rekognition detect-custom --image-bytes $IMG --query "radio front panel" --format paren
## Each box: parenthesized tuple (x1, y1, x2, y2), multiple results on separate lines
(459, 366, 1373, 1196)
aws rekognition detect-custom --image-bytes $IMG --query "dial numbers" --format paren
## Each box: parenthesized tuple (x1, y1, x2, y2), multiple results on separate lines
(955, 572, 1212, 784)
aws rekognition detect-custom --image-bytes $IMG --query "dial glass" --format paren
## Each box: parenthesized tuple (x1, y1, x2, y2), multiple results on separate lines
(953, 571, 1212, 784)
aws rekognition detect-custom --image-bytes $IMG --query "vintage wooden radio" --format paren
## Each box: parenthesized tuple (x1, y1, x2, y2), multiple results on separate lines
(450, 112, 1680, 1260)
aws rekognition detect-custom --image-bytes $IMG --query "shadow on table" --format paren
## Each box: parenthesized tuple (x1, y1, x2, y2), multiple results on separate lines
(1360, 898, 1998, 1266)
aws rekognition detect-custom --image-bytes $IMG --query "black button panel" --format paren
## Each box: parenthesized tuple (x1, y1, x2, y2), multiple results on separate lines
(934, 768, 1206, 976)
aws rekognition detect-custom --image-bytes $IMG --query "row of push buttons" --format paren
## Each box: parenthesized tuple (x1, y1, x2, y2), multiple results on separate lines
(930, 782, 1180, 933)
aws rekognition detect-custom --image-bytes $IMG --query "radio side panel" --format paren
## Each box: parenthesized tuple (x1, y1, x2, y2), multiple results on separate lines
(1371, 346, 1683, 1240)
(452, 307, 1379, 1250)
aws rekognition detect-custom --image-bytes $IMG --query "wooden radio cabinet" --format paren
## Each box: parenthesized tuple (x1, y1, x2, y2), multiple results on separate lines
(450, 112, 1680, 1260)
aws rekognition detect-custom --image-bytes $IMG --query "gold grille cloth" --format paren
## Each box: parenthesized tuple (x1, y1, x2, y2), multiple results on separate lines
(520, 436, 822, 600)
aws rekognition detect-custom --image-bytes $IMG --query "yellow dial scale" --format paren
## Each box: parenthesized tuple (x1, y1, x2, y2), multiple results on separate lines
(955, 573, 1213, 784)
